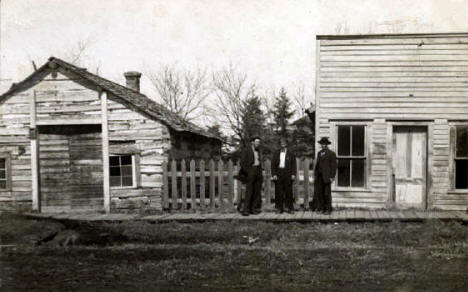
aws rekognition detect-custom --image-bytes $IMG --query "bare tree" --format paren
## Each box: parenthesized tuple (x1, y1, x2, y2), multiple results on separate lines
(147, 64, 210, 122)
(292, 82, 312, 118)
(211, 64, 256, 145)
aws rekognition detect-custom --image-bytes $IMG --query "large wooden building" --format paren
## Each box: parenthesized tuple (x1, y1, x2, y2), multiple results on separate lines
(315, 33, 468, 211)
(0, 57, 221, 213)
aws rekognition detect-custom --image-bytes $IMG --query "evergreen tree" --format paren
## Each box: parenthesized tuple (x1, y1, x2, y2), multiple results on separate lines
(272, 87, 295, 140)
(240, 95, 265, 147)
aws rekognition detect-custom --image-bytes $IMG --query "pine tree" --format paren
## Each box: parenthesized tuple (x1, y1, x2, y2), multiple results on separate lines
(272, 88, 294, 140)
(240, 95, 265, 146)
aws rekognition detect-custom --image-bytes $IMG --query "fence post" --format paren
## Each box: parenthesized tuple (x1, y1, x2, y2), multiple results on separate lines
(218, 159, 224, 210)
(200, 160, 206, 210)
(190, 159, 197, 211)
(209, 159, 215, 210)
(181, 159, 187, 210)
(264, 159, 272, 210)
(171, 160, 177, 210)
(303, 158, 310, 210)
(228, 160, 234, 210)
(163, 161, 169, 210)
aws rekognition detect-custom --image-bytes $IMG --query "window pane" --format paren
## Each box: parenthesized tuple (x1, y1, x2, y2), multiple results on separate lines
(0, 159, 5, 168)
(456, 127, 468, 157)
(351, 159, 366, 187)
(110, 177, 121, 187)
(121, 155, 132, 165)
(110, 156, 120, 166)
(456, 160, 468, 189)
(0, 170, 5, 179)
(121, 166, 132, 176)
(0, 181, 6, 189)
(110, 166, 121, 176)
(337, 159, 350, 187)
(352, 126, 365, 156)
(338, 126, 350, 156)
(122, 176, 133, 186)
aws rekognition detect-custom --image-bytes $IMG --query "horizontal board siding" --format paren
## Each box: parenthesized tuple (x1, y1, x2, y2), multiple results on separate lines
(319, 36, 468, 121)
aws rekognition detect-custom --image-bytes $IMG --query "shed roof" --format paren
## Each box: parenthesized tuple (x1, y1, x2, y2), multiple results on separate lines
(0, 57, 222, 142)
(316, 32, 468, 40)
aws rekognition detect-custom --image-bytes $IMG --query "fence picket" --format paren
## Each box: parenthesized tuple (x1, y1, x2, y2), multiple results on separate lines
(200, 160, 206, 210)
(264, 159, 272, 210)
(303, 158, 310, 210)
(162, 161, 169, 210)
(181, 159, 187, 210)
(228, 160, 234, 210)
(190, 159, 196, 211)
(171, 160, 177, 209)
(209, 160, 215, 210)
(218, 160, 224, 210)
(236, 161, 242, 209)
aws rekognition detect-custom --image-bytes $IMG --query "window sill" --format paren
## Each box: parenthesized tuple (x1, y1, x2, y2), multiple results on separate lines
(111, 186, 137, 190)
(448, 189, 468, 194)
(333, 188, 372, 192)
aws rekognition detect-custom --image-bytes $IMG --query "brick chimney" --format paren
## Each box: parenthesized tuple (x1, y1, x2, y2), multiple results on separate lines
(124, 71, 142, 92)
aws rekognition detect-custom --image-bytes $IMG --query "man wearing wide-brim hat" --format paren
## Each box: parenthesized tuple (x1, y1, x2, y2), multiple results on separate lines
(310, 137, 337, 215)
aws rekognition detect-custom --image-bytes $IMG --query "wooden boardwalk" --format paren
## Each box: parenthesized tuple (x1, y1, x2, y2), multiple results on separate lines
(26, 210, 468, 223)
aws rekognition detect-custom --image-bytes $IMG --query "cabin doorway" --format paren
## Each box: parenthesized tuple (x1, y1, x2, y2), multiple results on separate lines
(392, 126, 427, 210)
(38, 125, 104, 213)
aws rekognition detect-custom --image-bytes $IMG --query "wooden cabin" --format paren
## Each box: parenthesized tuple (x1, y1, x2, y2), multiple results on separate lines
(0, 57, 221, 213)
(315, 33, 468, 211)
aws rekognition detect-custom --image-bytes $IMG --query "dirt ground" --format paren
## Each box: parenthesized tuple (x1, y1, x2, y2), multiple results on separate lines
(1, 212, 468, 292)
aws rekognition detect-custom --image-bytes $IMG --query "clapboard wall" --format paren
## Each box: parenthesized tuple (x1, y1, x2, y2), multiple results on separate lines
(316, 34, 468, 210)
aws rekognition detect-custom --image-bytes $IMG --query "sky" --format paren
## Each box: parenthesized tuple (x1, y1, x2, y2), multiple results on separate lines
(1, 0, 468, 115)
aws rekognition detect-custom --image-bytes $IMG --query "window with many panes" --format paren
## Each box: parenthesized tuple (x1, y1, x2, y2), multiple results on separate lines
(0, 157, 8, 190)
(455, 126, 468, 189)
(336, 125, 366, 188)
(110, 155, 135, 188)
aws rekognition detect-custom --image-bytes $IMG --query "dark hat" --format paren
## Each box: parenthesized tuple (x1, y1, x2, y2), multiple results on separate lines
(318, 137, 331, 145)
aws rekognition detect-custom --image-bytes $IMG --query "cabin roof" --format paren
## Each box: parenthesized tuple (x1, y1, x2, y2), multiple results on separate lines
(0, 57, 222, 142)
(316, 32, 468, 40)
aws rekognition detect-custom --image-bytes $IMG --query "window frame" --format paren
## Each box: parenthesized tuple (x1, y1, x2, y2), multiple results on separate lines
(332, 122, 370, 191)
(453, 124, 468, 190)
(109, 154, 139, 189)
(0, 153, 12, 191)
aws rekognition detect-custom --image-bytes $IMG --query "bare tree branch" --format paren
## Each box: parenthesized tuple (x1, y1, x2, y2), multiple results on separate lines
(211, 64, 256, 145)
(146, 64, 210, 122)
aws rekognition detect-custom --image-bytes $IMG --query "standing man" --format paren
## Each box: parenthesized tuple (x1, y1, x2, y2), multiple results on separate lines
(311, 137, 337, 215)
(272, 138, 296, 214)
(240, 136, 263, 216)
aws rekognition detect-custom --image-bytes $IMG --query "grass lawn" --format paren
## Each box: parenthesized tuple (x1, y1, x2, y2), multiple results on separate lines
(1, 212, 468, 291)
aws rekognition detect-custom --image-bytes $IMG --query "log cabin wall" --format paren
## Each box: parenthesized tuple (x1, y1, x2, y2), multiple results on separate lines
(316, 34, 468, 210)
(0, 69, 172, 213)
(168, 130, 222, 161)
(106, 97, 171, 213)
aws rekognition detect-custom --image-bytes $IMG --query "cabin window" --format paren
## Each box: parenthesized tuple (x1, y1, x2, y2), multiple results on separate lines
(455, 126, 468, 189)
(0, 157, 8, 190)
(336, 125, 366, 188)
(110, 154, 136, 188)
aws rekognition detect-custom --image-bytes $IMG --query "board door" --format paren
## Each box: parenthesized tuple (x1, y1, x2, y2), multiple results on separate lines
(392, 126, 427, 209)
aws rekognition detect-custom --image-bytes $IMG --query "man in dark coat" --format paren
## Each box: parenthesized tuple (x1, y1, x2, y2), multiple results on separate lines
(240, 136, 263, 216)
(311, 137, 337, 215)
(272, 138, 296, 214)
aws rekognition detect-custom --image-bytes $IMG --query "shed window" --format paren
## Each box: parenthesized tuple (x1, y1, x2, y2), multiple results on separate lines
(0, 157, 8, 189)
(455, 126, 468, 189)
(337, 125, 366, 188)
(110, 155, 136, 188)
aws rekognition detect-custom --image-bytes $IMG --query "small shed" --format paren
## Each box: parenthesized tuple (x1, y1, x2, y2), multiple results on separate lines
(315, 33, 468, 210)
(0, 57, 221, 213)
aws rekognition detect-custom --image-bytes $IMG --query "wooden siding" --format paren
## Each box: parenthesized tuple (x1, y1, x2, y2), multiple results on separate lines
(318, 36, 468, 121)
(39, 129, 103, 213)
(107, 97, 170, 212)
(318, 35, 468, 210)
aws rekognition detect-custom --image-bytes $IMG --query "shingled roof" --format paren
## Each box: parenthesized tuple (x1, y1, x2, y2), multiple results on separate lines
(0, 57, 221, 141)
